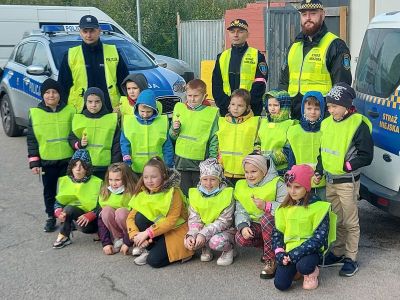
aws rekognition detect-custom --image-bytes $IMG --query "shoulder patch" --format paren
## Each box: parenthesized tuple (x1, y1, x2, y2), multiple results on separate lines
(343, 54, 351, 70)
(258, 62, 268, 75)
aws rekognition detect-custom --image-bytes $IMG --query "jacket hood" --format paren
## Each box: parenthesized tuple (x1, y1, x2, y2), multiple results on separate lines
(82, 87, 109, 118)
(300, 91, 325, 131)
(134, 89, 158, 121)
(264, 89, 291, 122)
(121, 73, 149, 96)
(160, 168, 181, 192)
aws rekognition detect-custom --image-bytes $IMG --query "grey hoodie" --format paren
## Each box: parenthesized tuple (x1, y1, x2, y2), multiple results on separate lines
(120, 73, 148, 96)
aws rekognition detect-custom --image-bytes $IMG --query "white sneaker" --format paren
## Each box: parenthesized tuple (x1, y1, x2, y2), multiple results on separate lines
(113, 238, 123, 252)
(134, 250, 149, 265)
(216, 249, 235, 266)
(200, 247, 213, 262)
(132, 246, 144, 256)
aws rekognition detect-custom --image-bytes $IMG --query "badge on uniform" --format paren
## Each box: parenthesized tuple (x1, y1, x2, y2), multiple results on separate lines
(258, 62, 268, 76)
(343, 54, 351, 70)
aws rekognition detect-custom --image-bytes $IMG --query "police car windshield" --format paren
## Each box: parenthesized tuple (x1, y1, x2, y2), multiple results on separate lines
(50, 39, 155, 71)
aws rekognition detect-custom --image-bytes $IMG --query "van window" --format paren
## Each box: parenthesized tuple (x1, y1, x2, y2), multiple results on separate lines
(14, 42, 35, 66)
(31, 43, 51, 72)
(355, 28, 400, 98)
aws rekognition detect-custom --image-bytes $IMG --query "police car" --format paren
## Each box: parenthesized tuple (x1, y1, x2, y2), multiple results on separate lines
(0, 24, 186, 137)
(353, 12, 400, 216)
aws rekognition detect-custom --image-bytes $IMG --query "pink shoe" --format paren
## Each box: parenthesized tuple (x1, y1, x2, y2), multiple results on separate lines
(303, 267, 319, 290)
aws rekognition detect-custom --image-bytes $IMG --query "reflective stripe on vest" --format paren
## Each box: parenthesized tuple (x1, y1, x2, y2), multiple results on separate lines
(234, 177, 280, 221)
(119, 96, 163, 116)
(217, 116, 259, 175)
(173, 102, 219, 160)
(275, 201, 336, 252)
(72, 113, 118, 167)
(287, 124, 326, 188)
(219, 47, 258, 95)
(129, 187, 185, 227)
(321, 114, 372, 175)
(188, 187, 233, 225)
(288, 32, 338, 97)
(30, 106, 75, 160)
(259, 118, 294, 170)
(99, 192, 131, 209)
(56, 175, 102, 212)
(123, 114, 168, 173)
(68, 44, 120, 112)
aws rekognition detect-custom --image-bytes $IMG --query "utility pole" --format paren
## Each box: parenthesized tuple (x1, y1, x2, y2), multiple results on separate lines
(136, 0, 142, 44)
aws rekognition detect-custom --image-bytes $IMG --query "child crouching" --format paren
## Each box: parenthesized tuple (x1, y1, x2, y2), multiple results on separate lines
(184, 158, 236, 266)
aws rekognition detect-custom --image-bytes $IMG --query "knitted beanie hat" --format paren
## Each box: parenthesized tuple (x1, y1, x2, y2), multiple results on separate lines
(264, 89, 291, 122)
(284, 164, 314, 192)
(326, 82, 356, 109)
(41, 78, 62, 98)
(84, 87, 105, 104)
(72, 149, 92, 165)
(199, 158, 223, 180)
(242, 154, 269, 176)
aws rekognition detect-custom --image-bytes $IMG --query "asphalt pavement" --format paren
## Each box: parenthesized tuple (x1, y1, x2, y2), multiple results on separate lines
(1, 130, 400, 299)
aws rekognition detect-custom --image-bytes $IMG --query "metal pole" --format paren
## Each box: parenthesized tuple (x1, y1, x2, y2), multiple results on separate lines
(136, 0, 142, 44)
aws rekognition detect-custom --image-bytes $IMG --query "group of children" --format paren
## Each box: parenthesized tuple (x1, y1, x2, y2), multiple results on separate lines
(27, 72, 373, 291)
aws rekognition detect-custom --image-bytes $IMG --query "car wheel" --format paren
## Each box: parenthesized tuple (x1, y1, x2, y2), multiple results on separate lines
(0, 94, 24, 137)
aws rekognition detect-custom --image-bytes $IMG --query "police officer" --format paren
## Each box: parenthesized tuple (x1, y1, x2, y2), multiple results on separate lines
(58, 15, 129, 113)
(279, 0, 352, 120)
(212, 19, 268, 116)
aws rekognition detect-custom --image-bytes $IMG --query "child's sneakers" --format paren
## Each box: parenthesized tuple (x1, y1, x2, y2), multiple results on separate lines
(132, 246, 144, 256)
(53, 233, 71, 249)
(260, 259, 276, 279)
(44, 217, 56, 232)
(320, 251, 345, 267)
(303, 267, 319, 290)
(339, 258, 359, 277)
(134, 250, 149, 265)
(200, 247, 213, 262)
(113, 238, 123, 252)
(216, 249, 235, 266)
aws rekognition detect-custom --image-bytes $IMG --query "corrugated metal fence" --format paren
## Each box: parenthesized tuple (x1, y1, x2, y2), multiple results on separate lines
(265, 6, 300, 90)
(178, 19, 224, 78)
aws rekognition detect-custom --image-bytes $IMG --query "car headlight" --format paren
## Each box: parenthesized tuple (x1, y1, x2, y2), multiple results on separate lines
(173, 80, 186, 93)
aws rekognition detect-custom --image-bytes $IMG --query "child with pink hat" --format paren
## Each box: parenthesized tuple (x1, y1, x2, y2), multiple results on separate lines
(273, 164, 336, 291)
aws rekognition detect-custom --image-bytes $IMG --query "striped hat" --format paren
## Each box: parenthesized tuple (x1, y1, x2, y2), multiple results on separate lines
(298, 0, 324, 11)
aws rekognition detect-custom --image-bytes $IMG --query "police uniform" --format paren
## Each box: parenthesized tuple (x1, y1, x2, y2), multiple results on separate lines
(278, 0, 352, 120)
(58, 15, 129, 113)
(212, 19, 268, 116)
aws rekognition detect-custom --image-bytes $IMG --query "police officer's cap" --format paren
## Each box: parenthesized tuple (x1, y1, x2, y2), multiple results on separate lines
(79, 15, 99, 29)
(298, 0, 324, 12)
(227, 19, 248, 31)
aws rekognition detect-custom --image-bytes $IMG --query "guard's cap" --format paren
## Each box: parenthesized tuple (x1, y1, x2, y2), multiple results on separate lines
(298, 0, 324, 12)
(227, 19, 248, 31)
(79, 15, 99, 29)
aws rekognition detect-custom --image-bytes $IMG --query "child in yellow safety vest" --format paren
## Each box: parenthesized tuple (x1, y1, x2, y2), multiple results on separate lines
(315, 83, 373, 277)
(53, 150, 102, 249)
(170, 79, 219, 196)
(120, 89, 174, 175)
(234, 154, 287, 279)
(68, 87, 121, 179)
(273, 164, 336, 291)
(285, 91, 326, 200)
(27, 78, 75, 233)
(97, 163, 138, 255)
(184, 158, 236, 266)
(126, 156, 193, 267)
(217, 89, 260, 186)
(118, 73, 162, 118)
(254, 89, 294, 175)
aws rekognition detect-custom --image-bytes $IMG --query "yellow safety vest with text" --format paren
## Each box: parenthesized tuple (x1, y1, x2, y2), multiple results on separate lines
(129, 187, 185, 227)
(30, 106, 75, 160)
(217, 116, 259, 175)
(188, 187, 233, 225)
(68, 44, 120, 112)
(288, 32, 338, 97)
(122, 114, 168, 173)
(275, 201, 337, 252)
(219, 47, 258, 95)
(72, 113, 118, 167)
(56, 175, 102, 212)
(287, 124, 326, 188)
(321, 114, 372, 175)
(173, 102, 219, 160)
(234, 177, 280, 222)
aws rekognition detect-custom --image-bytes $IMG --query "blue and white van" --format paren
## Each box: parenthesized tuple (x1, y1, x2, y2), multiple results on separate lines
(353, 11, 400, 216)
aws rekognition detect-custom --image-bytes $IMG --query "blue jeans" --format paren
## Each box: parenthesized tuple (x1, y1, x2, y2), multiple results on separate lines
(274, 253, 319, 291)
